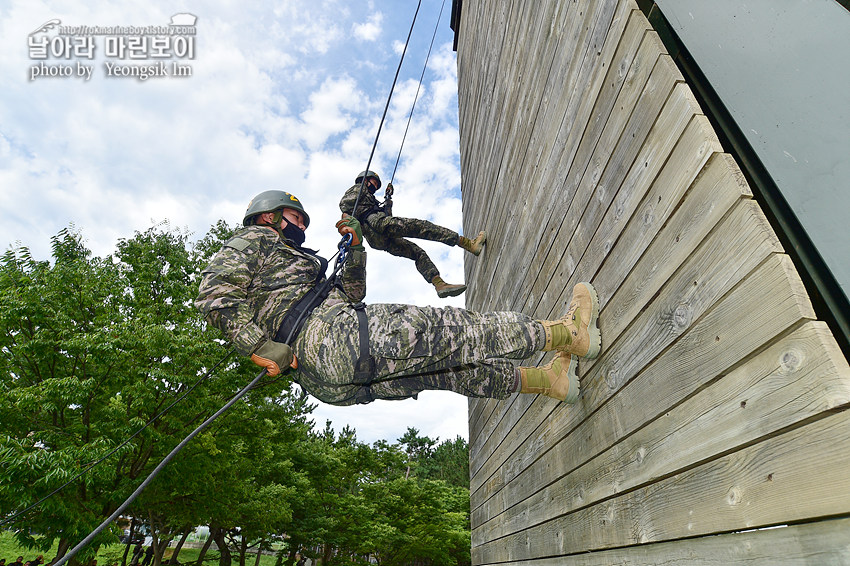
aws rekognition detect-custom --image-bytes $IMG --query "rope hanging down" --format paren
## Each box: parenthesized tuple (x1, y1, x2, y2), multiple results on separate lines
(350, 0, 422, 217)
(0, 348, 236, 528)
(31, 1, 433, 557)
(52, 232, 356, 566)
(389, 0, 448, 185)
(53, 367, 269, 566)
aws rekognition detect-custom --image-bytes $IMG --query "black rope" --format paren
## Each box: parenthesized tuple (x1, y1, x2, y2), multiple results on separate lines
(390, 0, 448, 184)
(48, 233, 355, 563)
(0, 348, 236, 527)
(53, 367, 269, 566)
(350, 0, 422, 218)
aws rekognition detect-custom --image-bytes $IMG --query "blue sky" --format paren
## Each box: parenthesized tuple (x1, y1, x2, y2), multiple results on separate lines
(0, 0, 472, 445)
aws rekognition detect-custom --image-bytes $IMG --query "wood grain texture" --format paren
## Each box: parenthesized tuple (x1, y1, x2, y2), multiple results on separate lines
(473, 321, 849, 544)
(477, 517, 850, 565)
(469, 0, 636, 473)
(455, 1, 850, 563)
(471, 122, 730, 503)
(474, 406, 850, 562)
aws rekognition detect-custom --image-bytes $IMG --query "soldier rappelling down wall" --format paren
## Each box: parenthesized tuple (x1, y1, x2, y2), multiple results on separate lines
(196, 191, 602, 406)
(339, 170, 487, 298)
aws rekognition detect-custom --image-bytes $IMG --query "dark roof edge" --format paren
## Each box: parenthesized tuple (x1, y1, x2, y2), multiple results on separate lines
(450, 0, 462, 51)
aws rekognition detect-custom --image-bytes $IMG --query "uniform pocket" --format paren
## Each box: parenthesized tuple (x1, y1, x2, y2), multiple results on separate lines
(367, 304, 434, 359)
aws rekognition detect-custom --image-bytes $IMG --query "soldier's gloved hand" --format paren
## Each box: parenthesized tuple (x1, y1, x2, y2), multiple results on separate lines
(335, 214, 364, 249)
(384, 183, 394, 198)
(250, 339, 298, 376)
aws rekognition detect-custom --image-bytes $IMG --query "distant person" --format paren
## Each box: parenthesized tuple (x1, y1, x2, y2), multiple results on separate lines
(9, 557, 24, 566)
(196, 191, 602, 405)
(140, 547, 153, 566)
(339, 170, 486, 298)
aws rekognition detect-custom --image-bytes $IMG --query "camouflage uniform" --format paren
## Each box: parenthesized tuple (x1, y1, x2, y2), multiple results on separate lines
(196, 225, 544, 405)
(339, 184, 459, 283)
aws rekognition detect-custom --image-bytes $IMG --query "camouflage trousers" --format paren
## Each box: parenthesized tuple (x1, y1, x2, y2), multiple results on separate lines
(363, 213, 459, 282)
(292, 301, 544, 406)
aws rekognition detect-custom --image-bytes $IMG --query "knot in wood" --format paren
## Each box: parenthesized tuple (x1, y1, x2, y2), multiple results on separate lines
(673, 304, 692, 330)
(605, 366, 620, 389)
(779, 349, 803, 373)
(596, 184, 607, 203)
(726, 486, 743, 506)
(614, 198, 625, 219)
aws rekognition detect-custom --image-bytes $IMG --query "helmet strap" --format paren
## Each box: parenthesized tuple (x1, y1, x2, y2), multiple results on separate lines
(270, 209, 286, 239)
(255, 209, 286, 239)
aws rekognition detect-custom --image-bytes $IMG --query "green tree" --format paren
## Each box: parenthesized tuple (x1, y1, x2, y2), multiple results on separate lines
(398, 428, 469, 488)
(0, 224, 308, 565)
(360, 478, 470, 566)
(429, 436, 470, 489)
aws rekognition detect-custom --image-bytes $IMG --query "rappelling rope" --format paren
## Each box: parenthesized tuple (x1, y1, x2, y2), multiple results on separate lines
(0, 348, 236, 528)
(389, 0, 448, 185)
(52, 367, 269, 566)
(350, 0, 422, 218)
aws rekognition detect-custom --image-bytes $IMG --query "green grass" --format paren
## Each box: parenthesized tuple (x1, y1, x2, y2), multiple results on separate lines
(0, 532, 284, 566)
(0, 531, 58, 564)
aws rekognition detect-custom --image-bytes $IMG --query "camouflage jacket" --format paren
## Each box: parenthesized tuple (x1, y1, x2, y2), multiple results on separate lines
(339, 183, 392, 221)
(195, 225, 367, 355)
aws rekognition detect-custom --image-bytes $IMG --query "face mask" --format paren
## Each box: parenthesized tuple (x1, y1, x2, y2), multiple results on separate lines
(281, 221, 306, 247)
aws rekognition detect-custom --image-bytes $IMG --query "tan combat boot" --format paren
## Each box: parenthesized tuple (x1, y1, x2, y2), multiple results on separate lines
(457, 231, 486, 256)
(539, 282, 601, 359)
(518, 352, 579, 403)
(432, 276, 467, 298)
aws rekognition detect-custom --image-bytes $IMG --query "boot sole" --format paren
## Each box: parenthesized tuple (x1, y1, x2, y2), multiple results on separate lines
(469, 231, 487, 256)
(580, 282, 602, 359)
(562, 355, 580, 404)
(437, 285, 467, 298)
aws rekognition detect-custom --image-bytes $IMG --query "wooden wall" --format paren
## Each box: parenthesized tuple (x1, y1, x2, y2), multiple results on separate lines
(455, 0, 850, 563)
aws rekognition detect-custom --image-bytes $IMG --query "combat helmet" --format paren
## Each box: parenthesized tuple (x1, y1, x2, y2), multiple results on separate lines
(355, 170, 381, 189)
(243, 190, 310, 227)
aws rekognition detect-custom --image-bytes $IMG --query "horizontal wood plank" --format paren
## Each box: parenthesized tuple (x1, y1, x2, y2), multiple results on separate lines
(474, 404, 850, 562)
(472, 250, 813, 526)
(476, 517, 850, 565)
(473, 320, 849, 543)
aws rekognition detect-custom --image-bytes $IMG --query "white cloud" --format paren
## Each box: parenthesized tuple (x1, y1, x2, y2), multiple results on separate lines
(0, 0, 471, 444)
(299, 76, 364, 149)
(391, 39, 405, 55)
(352, 12, 383, 42)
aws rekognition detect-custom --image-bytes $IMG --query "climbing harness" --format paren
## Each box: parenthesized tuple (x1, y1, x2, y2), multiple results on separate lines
(275, 234, 352, 344)
(351, 301, 377, 404)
